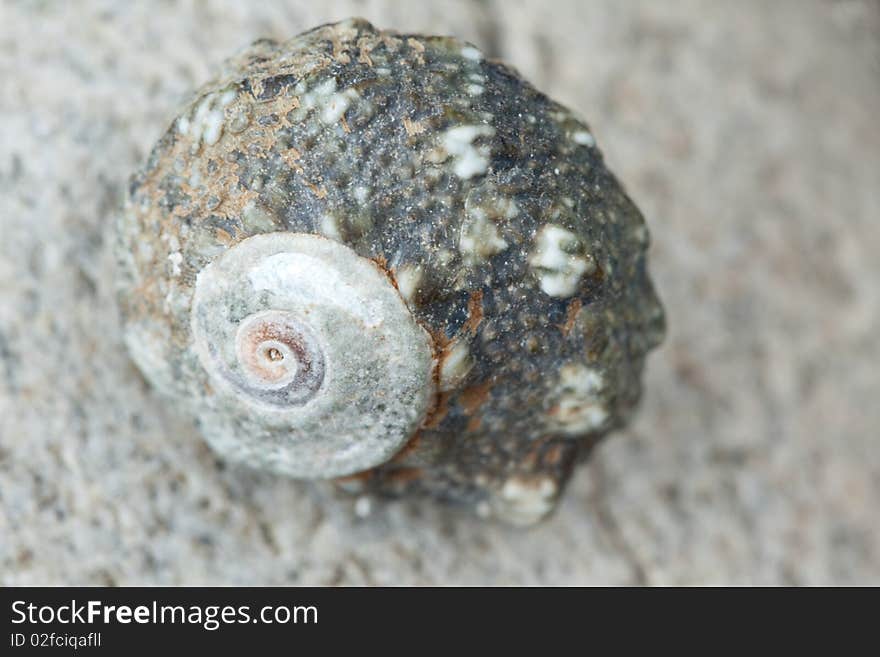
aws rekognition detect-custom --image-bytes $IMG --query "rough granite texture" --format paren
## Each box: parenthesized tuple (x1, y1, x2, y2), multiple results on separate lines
(1, 0, 878, 584)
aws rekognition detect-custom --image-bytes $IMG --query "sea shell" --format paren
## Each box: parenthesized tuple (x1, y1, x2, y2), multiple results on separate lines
(116, 18, 665, 525)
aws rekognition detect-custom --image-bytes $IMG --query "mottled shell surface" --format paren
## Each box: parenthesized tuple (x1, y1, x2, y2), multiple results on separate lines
(117, 19, 665, 525)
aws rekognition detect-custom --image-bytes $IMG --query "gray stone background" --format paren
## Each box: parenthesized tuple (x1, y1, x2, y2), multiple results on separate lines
(1, 0, 878, 585)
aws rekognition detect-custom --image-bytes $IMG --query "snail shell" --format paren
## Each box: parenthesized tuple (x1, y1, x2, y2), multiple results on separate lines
(117, 19, 665, 524)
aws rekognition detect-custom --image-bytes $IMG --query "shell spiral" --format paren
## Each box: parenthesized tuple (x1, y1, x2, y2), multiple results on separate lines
(116, 19, 665, 523)
(187, 233, 434, 477)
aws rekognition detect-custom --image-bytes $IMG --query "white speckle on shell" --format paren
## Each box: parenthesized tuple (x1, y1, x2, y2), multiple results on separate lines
(459, 207, 508, 260)
(441, 124, 495, 179)
(528, 225, 596, 298)
(228, 108, 250, 133)
(181, 87, 238, 147)
(572, 130, 596, 147)
(492, 475, 558, 526)
(352, 185, 370, 205)
(461, 45, 483, 61)
(292, 78, 359, 126)
(551, 364, 609, 435)
(395, 264, 423, 303)
(241, 201, 276, 232)
(321, 88, 358, 125)
(167, 251, 183, 277)
(319, 213, 343, 241)
(632, 223, 649, 246)
(354, 496, 373, 518)
(190, 233, 436, 478)
(438, 338, 473, 391)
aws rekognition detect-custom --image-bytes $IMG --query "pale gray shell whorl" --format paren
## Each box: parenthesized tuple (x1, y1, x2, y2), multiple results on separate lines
(189, 233, 434, 478)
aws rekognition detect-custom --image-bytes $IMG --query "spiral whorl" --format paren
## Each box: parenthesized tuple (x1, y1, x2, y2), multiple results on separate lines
(189, 233, 435, 478)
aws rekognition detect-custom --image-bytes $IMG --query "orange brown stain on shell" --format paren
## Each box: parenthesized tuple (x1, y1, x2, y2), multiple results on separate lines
(422, 331, 454, 432)
(368, 254, 450, 433)
(368, 254, 453, 433)
(421, 391, 451, 429)
(127, 276, 162, 319)
(459, 378, 493, 416)
(558, 298, 582, 336)
(461, 289, 484, 335)
(305, 180, 328, 199)
(389, 431, 422, 464)
(428, 327, 451, 351)
(380, 34, 402, 53)
(357, 41, 374, 66)
(402, 116, 425, 137)
(371, 254, 390, 273)
(214, 227, 234, 244)
(330, 35, 351, 64)
(281, 147, 304, 173)
(275, 96, 302, 130)
(384, 466, 424, 485)
(406, 38, 426, 66)
(545, 403, 563, 420)
(521, 436, 562, 470)
(543, 443, 567, 466)
(333, 469, 374, 486)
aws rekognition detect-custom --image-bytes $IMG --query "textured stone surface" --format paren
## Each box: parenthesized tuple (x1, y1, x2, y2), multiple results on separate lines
(1, 0, 879, 584)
